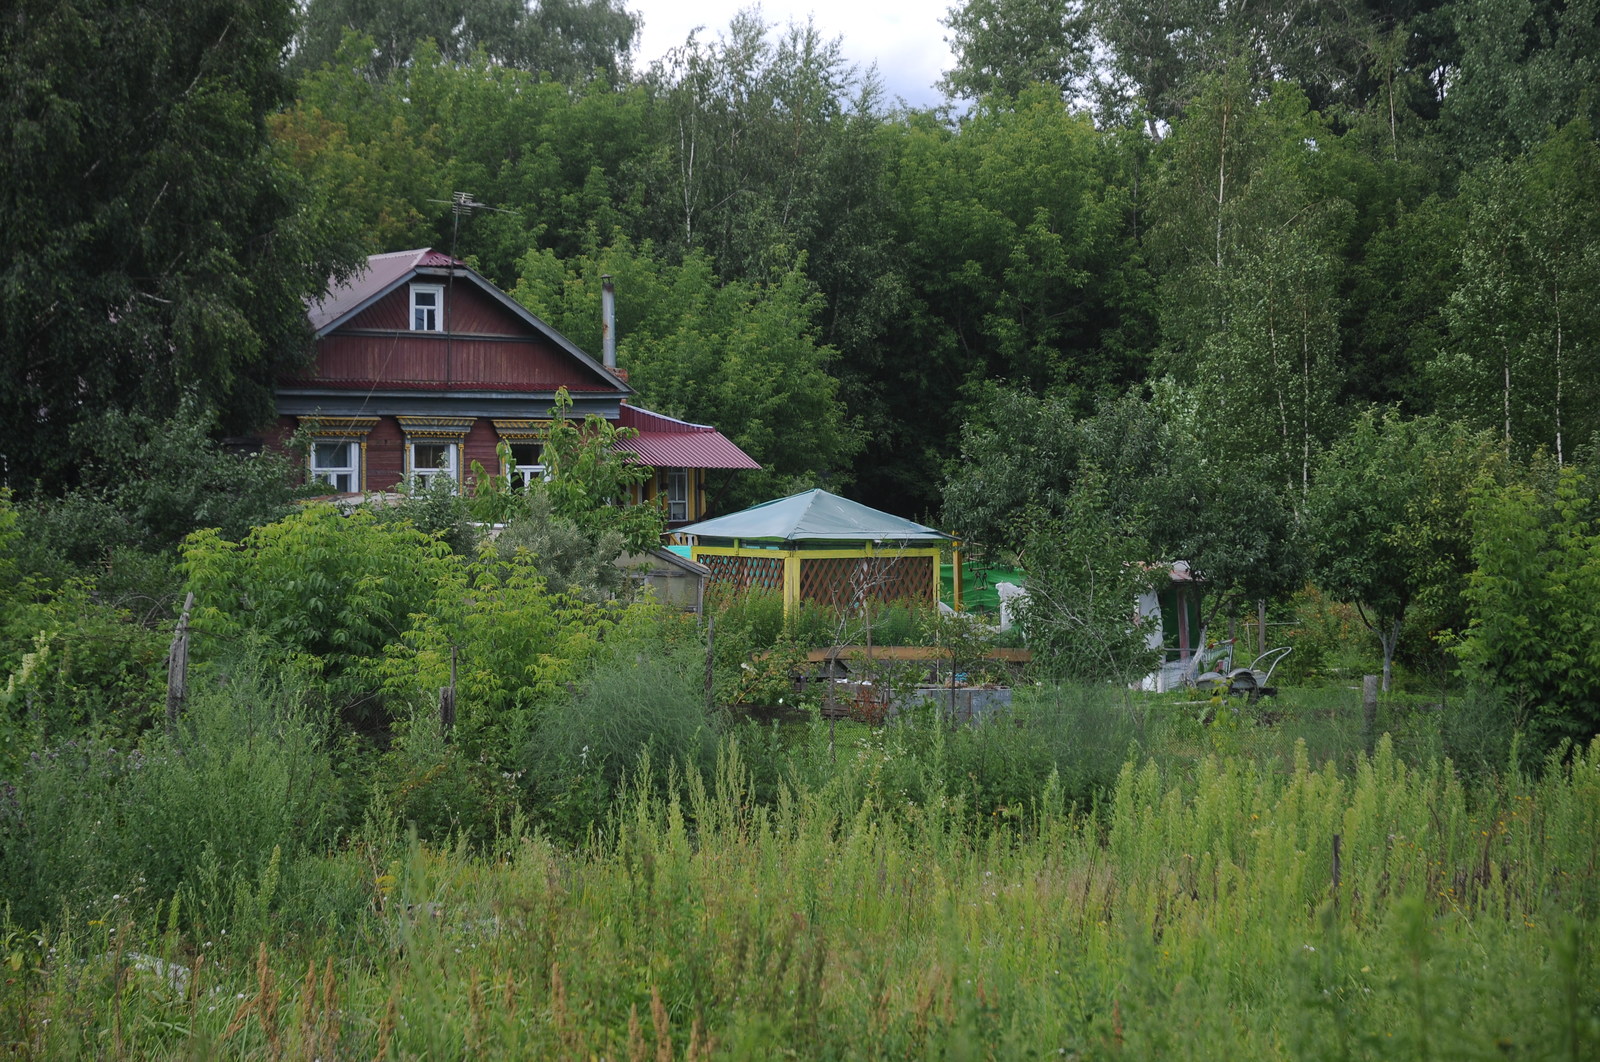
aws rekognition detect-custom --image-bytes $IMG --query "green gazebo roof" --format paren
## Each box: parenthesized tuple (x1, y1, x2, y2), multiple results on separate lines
(675, 488, 953, 545)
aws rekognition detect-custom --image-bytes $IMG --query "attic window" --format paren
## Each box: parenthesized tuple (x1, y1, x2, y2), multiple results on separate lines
(411, 283, 444, 331)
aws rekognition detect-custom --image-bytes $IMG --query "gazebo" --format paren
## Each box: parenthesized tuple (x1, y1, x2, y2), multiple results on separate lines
(673, 489, 959, 613)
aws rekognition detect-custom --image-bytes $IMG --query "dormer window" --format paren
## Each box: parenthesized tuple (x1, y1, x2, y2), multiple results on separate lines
(411, 283, 444, 331)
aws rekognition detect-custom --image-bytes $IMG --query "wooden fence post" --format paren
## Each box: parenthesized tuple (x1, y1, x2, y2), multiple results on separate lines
(1362, 674, 1379, 756)
(165, 592, 195, 731)
(704, 615, 715, 713)
(826, 653, 837, 763)
(438, 644, 457, 733)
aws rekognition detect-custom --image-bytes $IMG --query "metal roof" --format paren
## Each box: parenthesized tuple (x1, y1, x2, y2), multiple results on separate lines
(307, 249, 462, 333)
(304, 248, 630, 394)
(615, 405, 760, 470)
(674, 488, 953, 544)
(618, 430, 761, 470)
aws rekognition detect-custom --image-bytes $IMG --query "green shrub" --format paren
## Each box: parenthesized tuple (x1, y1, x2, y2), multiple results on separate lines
(0, 580, 168, 755)
(378, 546, 661, 765)
(0, 655, 342, 931)
(1457, 466, 1600, 749)
(374, 473, 479, 555)
(491, 490, 631, 603)
(525, 639, 716, 839)
(373, 707, 523, 845)
(10, 403, 306, 602)
(181, 504, 451, 718)
(1278, 583, 1370, 685)
(707, 586, 788, 652)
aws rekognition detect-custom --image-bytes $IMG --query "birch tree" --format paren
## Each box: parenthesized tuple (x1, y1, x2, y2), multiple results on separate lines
(1149, 74, 1349, 491)
(1439, 121, 1600, 463)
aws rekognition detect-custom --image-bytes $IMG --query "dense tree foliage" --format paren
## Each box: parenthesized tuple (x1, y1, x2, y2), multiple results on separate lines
(250, 0, 1600, 520)
(0, 0, 361, 493)
(944, 386, 1298, 632)
(939, 0, 1093, 105)
(1010, 473, 1160, 686)
(1458, 466, 1600, 746)
(1304, 410, 1502, 691)
(1438, 120, 1600, 461)
(512, 241, 862, 508)
(290, 0, 639, 83)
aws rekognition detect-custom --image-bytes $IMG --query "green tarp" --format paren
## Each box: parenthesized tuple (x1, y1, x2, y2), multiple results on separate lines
(675, 488, 953, 544)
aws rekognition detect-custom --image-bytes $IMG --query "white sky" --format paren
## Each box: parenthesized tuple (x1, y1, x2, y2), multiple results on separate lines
(629, 1, 957, 111)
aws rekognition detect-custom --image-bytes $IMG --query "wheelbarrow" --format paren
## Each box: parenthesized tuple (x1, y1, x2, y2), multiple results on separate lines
(1194, 646, 1292, 704)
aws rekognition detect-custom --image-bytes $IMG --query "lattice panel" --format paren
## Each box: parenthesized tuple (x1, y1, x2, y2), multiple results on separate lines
(702, 553, 786, 594)
(799, 555, 934, 608)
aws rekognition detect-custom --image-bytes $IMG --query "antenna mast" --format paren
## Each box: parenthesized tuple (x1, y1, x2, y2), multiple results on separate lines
(428, 192, 520, 387)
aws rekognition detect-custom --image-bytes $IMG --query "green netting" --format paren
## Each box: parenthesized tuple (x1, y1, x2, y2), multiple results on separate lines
(941, 562, 1025, 615)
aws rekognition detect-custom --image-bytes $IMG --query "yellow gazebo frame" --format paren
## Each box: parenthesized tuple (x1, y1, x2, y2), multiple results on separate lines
(691, 540, 961, 614)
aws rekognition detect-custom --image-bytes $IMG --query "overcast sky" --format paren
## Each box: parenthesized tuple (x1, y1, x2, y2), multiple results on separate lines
(629, 1, 957, 111)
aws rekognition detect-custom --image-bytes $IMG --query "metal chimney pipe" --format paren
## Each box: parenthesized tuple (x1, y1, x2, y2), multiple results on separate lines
(600, 274, 616, 369)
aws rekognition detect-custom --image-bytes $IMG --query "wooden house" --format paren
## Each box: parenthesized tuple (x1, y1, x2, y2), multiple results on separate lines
(268, 249, 758, 527)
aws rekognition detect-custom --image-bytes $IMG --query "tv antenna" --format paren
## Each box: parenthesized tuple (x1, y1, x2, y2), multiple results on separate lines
(423, 192, 521, 384)
(426, 191, 521, 258)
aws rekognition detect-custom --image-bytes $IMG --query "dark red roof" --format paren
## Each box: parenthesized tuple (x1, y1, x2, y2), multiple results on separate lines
(616, 405, 761, 470)
(277, 378, 619, 393)
(307, 248, 467, 333)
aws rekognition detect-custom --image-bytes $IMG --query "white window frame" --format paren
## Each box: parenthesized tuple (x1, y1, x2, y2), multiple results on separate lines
(505, 441, 547, 489)
(410, 283, 444, 332)
(309, 439, 360, 493)
(408, 439, 459, 491)
(659, 467, 690, 522)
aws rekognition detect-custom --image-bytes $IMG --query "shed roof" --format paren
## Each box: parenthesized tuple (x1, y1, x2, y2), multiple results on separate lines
(675, 488, 953, 544)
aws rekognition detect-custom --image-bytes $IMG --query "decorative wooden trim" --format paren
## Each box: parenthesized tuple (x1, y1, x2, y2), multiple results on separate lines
(299, 416, 376, 491)
(395, 415, 474, 439)
(295, 415, 378, 438)
(490, 418, 553, 440)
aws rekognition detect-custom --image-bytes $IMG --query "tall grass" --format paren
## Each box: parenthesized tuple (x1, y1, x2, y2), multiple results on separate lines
(0, 655, 343, 930)
(5, 732, 1596, 1059)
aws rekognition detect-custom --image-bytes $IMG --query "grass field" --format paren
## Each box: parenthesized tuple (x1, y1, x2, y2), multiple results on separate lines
(2, 689, 1597, 1059)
